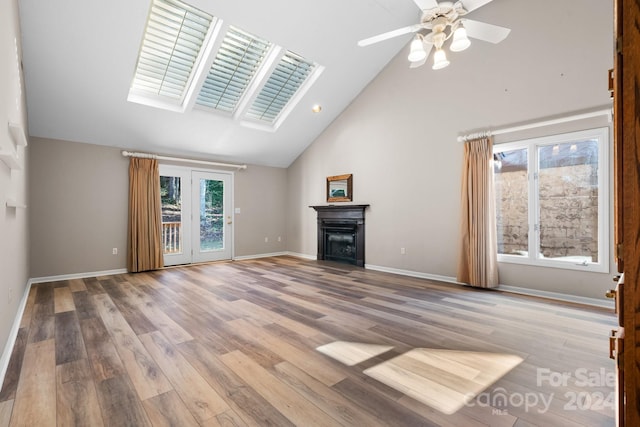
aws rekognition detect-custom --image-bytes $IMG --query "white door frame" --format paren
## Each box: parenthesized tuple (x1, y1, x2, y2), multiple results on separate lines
(159, 165, 234, 266)
(191, 169, 233, 263)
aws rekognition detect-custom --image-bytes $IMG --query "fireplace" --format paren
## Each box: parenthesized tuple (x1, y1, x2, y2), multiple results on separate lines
(310, 205, 369, 266)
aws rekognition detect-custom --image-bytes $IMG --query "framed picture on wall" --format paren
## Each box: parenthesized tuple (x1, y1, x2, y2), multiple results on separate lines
(327, 174, 352, 202)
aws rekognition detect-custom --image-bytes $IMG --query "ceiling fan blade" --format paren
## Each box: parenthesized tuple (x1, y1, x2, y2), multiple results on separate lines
(462, 19, 511, 44)
(460, 0, 494, 13)
(412, 0, 439, 10)
(357, 24, 422, 47)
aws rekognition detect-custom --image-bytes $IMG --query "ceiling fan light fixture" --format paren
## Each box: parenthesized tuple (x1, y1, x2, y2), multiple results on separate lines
(407, 35, 427, 62)
(432, 48, 450, 70)
(450, 24, 471, 52)
(358, 0, 511, 72)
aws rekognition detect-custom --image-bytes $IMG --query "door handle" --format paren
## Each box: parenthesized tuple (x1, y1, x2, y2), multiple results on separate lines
(609, 330, 616, 359)
(609, 328, 625, 360)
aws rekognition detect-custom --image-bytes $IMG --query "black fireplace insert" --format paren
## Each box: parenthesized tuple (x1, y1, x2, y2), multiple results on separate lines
(310, 205, 369, 266)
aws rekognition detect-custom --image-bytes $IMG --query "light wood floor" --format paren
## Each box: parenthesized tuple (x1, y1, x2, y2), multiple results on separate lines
(0, 256, 616, 426)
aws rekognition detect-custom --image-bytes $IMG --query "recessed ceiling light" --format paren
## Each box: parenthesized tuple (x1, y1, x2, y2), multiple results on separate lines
(312, 104, 322, 113)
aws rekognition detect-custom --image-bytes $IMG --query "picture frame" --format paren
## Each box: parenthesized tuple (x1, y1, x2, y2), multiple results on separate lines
(327, 174, 353, 202)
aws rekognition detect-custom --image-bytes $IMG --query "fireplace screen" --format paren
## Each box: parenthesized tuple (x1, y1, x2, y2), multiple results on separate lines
(325, 229, 357, 264)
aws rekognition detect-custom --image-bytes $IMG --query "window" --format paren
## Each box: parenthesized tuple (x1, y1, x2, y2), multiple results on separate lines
(128, 0, 323, 129)
(245, 51, 316, 124)
(493, 127, 609, 272)
(196, 26, 272, 113)
(129, 0, 215, 108)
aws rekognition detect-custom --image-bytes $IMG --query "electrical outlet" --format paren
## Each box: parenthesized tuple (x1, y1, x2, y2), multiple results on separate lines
(278, 236, 282, 242)
(112, 248, 118, 255)
(264, 237, 269, 243)
(400, 247, 406, 255)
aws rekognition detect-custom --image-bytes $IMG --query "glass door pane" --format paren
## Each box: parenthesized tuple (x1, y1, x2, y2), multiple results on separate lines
(159, 166, 191, 266)
(199, 177, 224, 251)
(161, 175, 182, 253)
(192, 171, 232, 263)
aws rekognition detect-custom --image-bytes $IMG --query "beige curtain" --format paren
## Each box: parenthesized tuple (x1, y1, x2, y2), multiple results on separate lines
(457, 135, 499, 288)
(127, 158, 164, 272)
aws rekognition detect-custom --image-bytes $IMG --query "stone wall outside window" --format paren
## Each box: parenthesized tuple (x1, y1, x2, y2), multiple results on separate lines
(495, 164, 598, 261)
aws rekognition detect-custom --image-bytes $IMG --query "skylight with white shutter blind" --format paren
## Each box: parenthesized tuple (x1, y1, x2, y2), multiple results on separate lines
(128, 0, 323, 130)
(129, 0, 215, 106)
(196, 26, 272, 113)
(245, 51, 316, 123)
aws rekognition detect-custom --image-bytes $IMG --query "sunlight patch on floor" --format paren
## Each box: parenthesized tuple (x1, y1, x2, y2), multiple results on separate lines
(316, 341, 395, 366)
(363, 348, 523, 414)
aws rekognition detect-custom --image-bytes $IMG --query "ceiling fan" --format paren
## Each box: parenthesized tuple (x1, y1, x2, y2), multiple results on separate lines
(358, 0, 511, 70)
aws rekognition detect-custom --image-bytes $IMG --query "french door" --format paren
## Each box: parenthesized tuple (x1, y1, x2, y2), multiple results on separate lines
(159, 166, 233, 266)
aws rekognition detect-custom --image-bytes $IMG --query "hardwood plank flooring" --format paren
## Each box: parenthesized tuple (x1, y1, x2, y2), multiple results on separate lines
(139, 331, 229, 422)
(92, 293, 172, 401)
(55, 359, 103, 426)
(0, 256, 616, 426)
(0, 329, 27, 403)
(95, 375, 151, 427)
(54, 287, 75, 314)
(142, 390, 200, 427)
(0, 400, 13, 427)
(9, 339, 56, 427)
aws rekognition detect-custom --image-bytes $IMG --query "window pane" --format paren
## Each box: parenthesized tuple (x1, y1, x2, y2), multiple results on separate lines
(537, 139, 599, 263)
(199, 178, 224, 251)
(160, 175, 183, 254)
(494, 148, 528, 256)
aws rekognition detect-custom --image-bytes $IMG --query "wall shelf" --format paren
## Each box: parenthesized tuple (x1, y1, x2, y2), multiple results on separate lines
(8, 122, 28, 147)
(6, 199, 27, 209)
(0, 147, 21, 170)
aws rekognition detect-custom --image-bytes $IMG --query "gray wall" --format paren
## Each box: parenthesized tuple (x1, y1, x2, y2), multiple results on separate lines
(29, 138, 129, 277)
(29, 137, 288, 278)
(234, 164, 287, 256)
(286, 0, 614, 300)
(1, 0, 29, 368)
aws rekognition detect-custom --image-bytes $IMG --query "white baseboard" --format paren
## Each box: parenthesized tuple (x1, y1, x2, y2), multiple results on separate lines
(0, 281, 31, 389)
(30, 268, 128, 285)
(364, 263, 613, 309)
(234, 252, 320, 261)
(497, 284, 614, 309)
(283, 251, 316, 261)
(365, 263, 463, 285)
(233, 251, 289, 261)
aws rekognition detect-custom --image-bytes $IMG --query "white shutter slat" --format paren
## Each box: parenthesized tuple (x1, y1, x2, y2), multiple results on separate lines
(246, 51, 315, 122)
(130, 0, 213, 101)
(196, 25, 272, 112)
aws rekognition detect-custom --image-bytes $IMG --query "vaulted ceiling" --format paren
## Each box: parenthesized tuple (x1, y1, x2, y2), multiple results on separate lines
(18, 0, 511, 167)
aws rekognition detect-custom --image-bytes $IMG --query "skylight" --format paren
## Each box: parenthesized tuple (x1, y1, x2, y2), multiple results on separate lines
(245, 51, 316, 123)
(129, 0, 323, 130)
(196, 26, 272, 113)
(129, 0, 214, 103)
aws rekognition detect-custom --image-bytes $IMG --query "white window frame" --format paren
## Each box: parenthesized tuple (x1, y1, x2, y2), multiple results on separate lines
(494, 127, 609, 273)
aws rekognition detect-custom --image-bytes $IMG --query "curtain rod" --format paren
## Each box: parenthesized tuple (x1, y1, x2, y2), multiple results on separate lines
(122, 150, 247, 170)
(456, 108, 612, 143)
